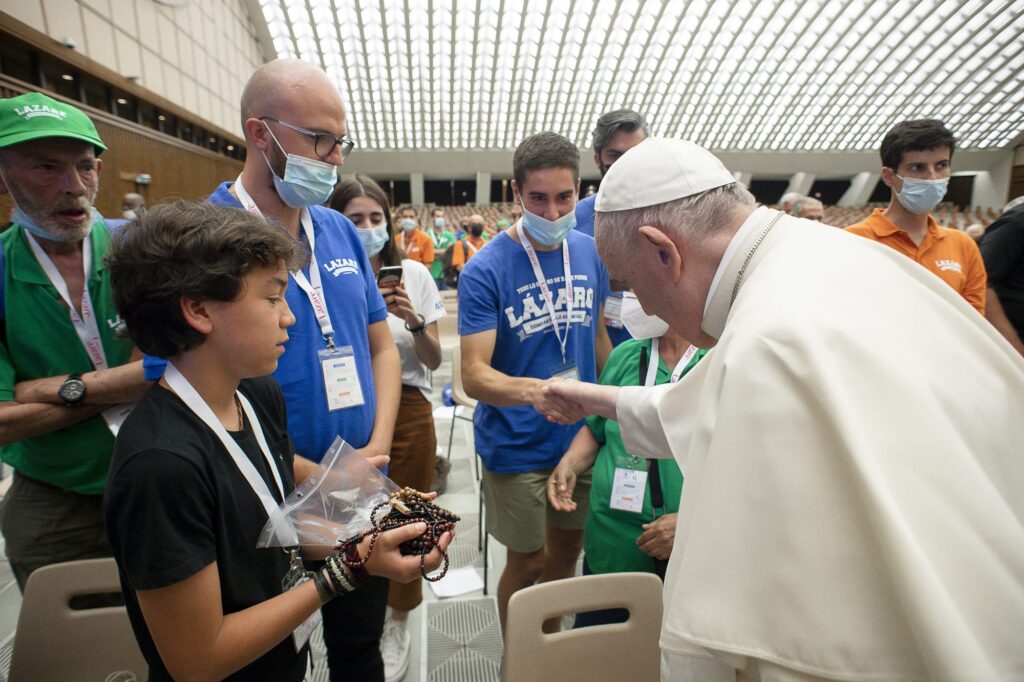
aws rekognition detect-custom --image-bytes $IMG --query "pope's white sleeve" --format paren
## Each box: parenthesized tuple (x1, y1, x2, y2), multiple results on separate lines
(616, 384, 674, 458)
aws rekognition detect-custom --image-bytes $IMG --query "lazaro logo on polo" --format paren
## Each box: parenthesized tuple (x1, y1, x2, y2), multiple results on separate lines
(14, 104, 68, 121)
(935, 259, 962, 273)
(324, 258, 359, 277)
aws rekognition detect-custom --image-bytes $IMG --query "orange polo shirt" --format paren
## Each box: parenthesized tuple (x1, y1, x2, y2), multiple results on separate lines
(400, 229, 435, 266)
(452, 235, 487, 270)
(846, 209, 986, 314)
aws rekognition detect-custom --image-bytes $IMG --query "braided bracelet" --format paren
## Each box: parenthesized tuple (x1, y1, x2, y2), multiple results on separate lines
(312, 568, 337, 604)
(324, 555, 358, 593)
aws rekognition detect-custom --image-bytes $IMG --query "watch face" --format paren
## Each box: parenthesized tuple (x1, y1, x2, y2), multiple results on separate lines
(60, 379, 86, 403)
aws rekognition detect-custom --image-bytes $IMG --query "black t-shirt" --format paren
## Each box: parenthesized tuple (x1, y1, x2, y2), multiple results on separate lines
(105, 376, 307, 682)
(980, 206, 1024, 338)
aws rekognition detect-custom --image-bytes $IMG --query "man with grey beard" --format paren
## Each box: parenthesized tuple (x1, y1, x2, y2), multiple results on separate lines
(0, 92, 147, 590)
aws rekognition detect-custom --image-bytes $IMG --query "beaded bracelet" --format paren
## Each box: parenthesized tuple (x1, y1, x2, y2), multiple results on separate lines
(339, 538, 372, 584)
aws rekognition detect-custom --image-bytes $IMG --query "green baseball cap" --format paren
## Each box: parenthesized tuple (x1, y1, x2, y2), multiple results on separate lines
(0, 92, 106, 154)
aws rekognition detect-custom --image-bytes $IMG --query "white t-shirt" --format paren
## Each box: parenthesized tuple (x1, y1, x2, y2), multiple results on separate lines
(386, 258, 446, 399)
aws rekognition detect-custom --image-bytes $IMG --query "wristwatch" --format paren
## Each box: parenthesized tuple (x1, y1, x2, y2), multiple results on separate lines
(404, 314, 426, 336)
(58, 373, 87, 406)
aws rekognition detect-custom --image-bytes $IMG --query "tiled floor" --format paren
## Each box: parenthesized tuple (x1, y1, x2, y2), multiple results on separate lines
(0, 345, 514, 682)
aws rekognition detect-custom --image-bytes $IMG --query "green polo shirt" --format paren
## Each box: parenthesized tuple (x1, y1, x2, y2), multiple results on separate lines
(428, 228, 454, 279)
(584, 338, 706, 574)
(0, 220, 133, 494)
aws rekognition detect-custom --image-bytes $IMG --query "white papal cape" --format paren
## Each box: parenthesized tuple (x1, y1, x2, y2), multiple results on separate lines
(617, 207, 1024, 681)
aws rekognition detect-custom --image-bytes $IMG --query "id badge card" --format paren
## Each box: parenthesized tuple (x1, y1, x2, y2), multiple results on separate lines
(610, 455, 648, 513)
(603, 293, 624, 329)
(318, 345, 365, 411)
(550, 361, 579, 382)
(282, 550, 322, 651)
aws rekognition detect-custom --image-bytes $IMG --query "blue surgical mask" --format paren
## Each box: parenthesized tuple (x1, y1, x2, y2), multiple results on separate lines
(12, 205, 97, 242)
(434, 218, 445, 228)
(520, 200, 576, 247)
(357, 223, 390, 257)
(401, 218, 416, 232)
(262, 124, 338, 209)
(896, 175, 949, 215)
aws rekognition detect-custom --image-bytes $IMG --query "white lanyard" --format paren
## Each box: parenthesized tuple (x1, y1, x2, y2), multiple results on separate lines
(466, 239, 480, 255)
(646, 337, 699, 387)
(25, 229, 107, 370)
(234, 176, 335, 345)
(164, 362, 285, 520)
(516, 221, 573, 364)
(402, 231, 417, 253)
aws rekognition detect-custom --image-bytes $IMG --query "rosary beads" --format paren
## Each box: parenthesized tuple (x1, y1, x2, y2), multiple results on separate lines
(338, 487, 460, 582)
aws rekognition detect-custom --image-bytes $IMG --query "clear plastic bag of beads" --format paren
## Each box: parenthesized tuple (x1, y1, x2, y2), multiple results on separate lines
(257, 436, 399, 550)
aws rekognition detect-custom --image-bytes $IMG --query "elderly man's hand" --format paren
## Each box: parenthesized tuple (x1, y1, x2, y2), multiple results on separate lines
(636, 513, 677, 560)
(537, 381, 620, 424)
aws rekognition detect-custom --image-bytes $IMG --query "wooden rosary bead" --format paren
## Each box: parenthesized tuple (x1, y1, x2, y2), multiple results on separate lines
(337, 488, 460, 581)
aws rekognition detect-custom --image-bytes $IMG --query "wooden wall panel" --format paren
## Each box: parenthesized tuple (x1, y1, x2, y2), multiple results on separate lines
(1, 76, 243, 223)
(1011, 165, 1024, 203)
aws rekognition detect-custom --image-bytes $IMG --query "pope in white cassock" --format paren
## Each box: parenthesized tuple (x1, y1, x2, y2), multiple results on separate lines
(541, 138, 1024, 681)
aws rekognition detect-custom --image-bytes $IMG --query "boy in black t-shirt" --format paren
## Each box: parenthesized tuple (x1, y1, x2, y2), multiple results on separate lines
(104, 201, 451, 681)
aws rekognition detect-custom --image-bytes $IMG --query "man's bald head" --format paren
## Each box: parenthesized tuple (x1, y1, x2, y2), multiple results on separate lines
(239, 59, 346, 141)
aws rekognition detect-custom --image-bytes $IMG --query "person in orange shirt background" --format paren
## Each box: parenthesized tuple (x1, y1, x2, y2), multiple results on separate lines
(846, 119, 986, 314)
(397, 205, 434, 267)
(451, 212, 489, 273)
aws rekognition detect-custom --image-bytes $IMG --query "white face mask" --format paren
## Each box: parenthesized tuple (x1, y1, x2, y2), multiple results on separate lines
(620, 292, 669, 339)
(895, 175, 949, 215)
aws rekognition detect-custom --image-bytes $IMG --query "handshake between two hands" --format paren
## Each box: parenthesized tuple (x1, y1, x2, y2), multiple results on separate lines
(531, 379, 620, 425)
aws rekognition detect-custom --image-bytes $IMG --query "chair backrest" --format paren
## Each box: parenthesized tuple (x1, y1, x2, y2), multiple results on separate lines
(436, 311, 459, 350)
(449, 345, 478, 409)
(9, 558, 148, 682)
(503, 572, 663, 682)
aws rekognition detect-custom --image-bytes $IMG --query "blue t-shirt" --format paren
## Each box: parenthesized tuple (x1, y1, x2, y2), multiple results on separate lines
(574, 193, 597, 238)
(143, 183, 387, 462)
(457, 230, 609, 473)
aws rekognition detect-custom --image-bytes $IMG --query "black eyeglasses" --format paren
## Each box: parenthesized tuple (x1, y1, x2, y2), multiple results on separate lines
(260, 116, 355, 160)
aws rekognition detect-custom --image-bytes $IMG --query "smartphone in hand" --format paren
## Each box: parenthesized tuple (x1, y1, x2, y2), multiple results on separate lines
(377, 265, 403, 288)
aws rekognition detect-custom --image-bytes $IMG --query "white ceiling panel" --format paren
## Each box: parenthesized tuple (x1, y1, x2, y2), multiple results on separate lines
(260, 0, 1024, 151)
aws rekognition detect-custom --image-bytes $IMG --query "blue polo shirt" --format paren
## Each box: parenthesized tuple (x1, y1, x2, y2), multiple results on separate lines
(457, 229, 609, 473)
(143, 183, 387, 461)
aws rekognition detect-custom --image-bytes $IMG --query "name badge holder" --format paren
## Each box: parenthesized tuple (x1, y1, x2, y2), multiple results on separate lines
(163, 362, 320, 651)
(610, 452, 648, 513)
(25, 227, 134, 434)
(516, 221, 575, 377)
(319, 344, 365, 411)
(235, 176, 365, 412)
(609, 338, 698, 514)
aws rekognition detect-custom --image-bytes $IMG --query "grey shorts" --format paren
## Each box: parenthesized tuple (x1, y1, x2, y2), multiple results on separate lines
(481, 467, 591, 554)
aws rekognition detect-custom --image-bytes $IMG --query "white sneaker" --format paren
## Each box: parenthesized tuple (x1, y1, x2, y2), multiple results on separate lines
(381, 616, 411, 682)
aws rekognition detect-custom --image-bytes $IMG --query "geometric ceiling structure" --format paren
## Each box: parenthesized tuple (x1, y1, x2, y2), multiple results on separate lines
(259, 0, 1024, 152)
